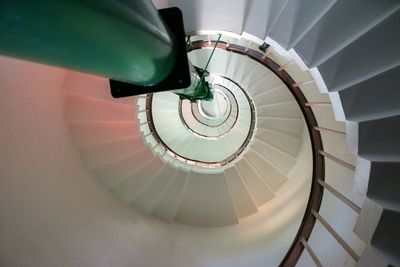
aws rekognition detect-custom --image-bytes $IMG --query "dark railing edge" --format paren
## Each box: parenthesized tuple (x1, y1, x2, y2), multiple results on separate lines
(188, 40, 325, 267)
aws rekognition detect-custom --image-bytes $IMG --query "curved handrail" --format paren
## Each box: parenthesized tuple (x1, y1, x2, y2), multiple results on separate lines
(178, 82, 239, 139)
(144, 74, 256, 170)
(187, 39, 325, 267)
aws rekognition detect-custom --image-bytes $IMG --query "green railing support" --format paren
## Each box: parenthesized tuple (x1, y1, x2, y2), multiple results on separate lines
(0, 0, 176, 85)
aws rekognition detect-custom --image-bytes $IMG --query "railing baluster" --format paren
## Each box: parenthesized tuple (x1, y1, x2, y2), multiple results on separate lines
(312, 210, 360, 262)
(293, 79, 314, 88)
(314, 127, 346, 137)
(261, 48, 272, 59)
(305, 102, 331, 107)
(189, 37, 328, 267)
(278, 60, 295, 71)
(245, 40, 251, 52)
(317, 179, 361, 213)
(301, 238, 323, 267)
(318, 150, 356, 171)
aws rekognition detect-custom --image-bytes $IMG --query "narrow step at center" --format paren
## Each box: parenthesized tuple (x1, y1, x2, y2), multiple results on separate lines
(198, 90, 229, 119)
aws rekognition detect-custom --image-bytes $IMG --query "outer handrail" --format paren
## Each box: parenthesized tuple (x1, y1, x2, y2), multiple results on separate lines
(188, 38, 360, 266)
(187, 39, 326, 267)
(188, 38, 361, 266)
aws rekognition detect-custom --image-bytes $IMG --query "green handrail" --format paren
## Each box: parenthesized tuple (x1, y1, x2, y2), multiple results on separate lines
(0, 0, 175, 85)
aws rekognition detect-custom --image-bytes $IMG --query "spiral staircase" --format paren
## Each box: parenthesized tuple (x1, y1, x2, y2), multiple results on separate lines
(1, 0, 400, 267)
(64, 39, 311, 228)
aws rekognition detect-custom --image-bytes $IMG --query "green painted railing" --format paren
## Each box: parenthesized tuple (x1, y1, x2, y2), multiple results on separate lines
(0, 0, 175, 85)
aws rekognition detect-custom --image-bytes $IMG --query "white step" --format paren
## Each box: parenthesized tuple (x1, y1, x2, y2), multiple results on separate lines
(153, 116, 182, 135)
(257, 117, 303, 137)
(235, 159, 274, 206)
(225, 53, 245, 81)
(174, 172, 238, 226)
(253, 85, 292, 106)
(93, 146, 154, 188)
(238, 60, 263, 89)
(130, 164, 176, 215)
(224, 167, 258, 218)
(255, 128, 301, 157)
(79, 135, 143, 170)
(109, 157, 165, 204)
(232, 57, 258, 85)
(152, 170, 189, 222)
(251, 139, 296, 175)
(240, 66, 273, 92)
(63, 70, 137, 105)
(65, 92, 136, 122)
(189, 49, 230, 75)
(69, 121, 138, 148)
(247, 73, 283, 97)
(244, 151, 287, 191)
(257, 101, 302, 119)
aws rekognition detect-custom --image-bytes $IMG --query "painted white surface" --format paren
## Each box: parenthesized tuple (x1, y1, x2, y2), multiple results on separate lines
(356, 246, 389, 267)
(352, 157, 371, 207)
(164, 0, 247, 34)
(310, 67, 329, 93)
(353, 199, 383, 244)
(346, 122, 359, 155)
(0, 56, 312, 267)
(329, 91, 347, 122)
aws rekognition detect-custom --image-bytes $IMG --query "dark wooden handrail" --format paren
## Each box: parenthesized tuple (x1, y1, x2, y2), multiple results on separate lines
(187, 39, 325, 267)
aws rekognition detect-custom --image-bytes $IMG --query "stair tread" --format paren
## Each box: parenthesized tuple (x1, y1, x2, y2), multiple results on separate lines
(63, 71, 137, 106)
(248, 73, 284, 96)
(174, 172, 239, 226)
(235, 159, 274, 206)
(152, 170, 189, 222)
(224, 167, 258, 218)
(130, 164, 176, 215)
(255, 128, 301, 158)
(65, 91, 136, 122)
(257, 102, 302, 119)
(245, 151, 288, 191)
(93, 147, 154, 188)
(257, 117, 303, 138)
(253, 85, 291, 104)
(251, 139, 296, 175)
(80, 135, 143, 170)
(110, 157, 165, 204)
(69, 121, 138, 148)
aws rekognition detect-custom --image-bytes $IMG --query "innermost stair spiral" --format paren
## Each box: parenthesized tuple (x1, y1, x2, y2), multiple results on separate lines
(141, 74, 256, 171)
(198, 88, 229, 119)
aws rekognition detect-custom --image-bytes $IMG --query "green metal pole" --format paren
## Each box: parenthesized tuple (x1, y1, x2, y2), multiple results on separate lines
(0, 0, 175, 85)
